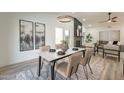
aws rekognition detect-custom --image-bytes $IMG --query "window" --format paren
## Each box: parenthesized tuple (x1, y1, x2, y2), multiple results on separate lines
(64, 29, 70, 44)
(55, 28, 63, 44)
(55, 28, 70, 44)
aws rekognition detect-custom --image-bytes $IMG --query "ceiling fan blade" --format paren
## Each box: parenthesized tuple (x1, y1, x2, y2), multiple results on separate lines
(112, 20, 117, 22)
(112, 16, 118, 19)
(99, 20, 108, 23)
(99, 13, 118, 23)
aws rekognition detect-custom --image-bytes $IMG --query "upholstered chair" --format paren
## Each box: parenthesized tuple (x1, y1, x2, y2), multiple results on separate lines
(55, 52, 82, 80)
(103, 44, 120, 61)
(80, 50, 93, 80)
(40, 45, 50, 52)
(55, 43, 69, 62)
(82, 42, 97, 56)
(39, 45, 51, 79)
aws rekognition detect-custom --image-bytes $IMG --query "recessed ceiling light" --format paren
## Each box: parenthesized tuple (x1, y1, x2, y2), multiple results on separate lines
(82, 18, 86, 21)
(107, 20, 111, 23)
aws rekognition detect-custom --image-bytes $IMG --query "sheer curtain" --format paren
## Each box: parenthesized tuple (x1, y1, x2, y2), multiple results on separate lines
(99, 30, 120, 41)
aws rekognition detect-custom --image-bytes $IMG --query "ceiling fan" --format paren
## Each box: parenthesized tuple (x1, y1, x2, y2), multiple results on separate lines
(100, 12, 118, 23)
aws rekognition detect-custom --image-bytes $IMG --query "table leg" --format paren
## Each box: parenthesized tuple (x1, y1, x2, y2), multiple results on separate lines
(97, 47, 98, 53)
(83, 50, 85, 57)
(94, 47, 95, 56)
(50, 61, 56, 80)
(118, 51, 120, 62)
(38, 56, 41, 76)
(123, 60, 124, 76)
(103, 48, 104, 58)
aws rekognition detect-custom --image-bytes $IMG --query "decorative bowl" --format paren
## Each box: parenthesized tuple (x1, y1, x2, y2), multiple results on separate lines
(72, 47, 79, 51)
(49, 49, 56, 52)
(57, 51, 65, 55)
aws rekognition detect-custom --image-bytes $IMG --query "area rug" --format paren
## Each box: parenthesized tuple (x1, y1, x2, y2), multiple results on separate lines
(0, 55, 104, 80)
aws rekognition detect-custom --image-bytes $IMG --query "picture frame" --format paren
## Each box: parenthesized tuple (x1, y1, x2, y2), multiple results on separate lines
(35, 22, 45, 49)
(19, 20, 34, 51)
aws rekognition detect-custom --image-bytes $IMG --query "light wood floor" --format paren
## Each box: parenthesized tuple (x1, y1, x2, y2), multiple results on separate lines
(0, 54, 123, 80)
(100, 55, 123, 80)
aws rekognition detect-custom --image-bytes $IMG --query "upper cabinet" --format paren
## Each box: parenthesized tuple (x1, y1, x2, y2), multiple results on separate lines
(73, 18, 83, 47)
(74, 18, 82, 37)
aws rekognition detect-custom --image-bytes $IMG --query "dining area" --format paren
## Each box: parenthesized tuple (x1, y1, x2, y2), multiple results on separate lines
(38, 44, 93, 80)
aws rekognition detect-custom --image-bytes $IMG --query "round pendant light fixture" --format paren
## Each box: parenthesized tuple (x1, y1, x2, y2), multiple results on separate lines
(57, 15, 73, 23)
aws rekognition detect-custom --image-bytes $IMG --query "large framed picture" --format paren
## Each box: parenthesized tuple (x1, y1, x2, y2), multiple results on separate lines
(19, 20, 34, 51)
(35, 22, 45, 49)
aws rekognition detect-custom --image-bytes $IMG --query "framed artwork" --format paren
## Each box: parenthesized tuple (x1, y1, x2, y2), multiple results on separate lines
(35, 22, 45, 49)
(19, 20, 34, 51)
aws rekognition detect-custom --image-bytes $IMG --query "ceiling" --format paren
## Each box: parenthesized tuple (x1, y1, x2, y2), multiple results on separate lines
(56, 12, 124, 29)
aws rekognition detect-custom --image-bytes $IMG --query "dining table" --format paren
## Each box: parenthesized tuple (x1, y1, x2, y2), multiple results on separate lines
(38, 47, 86, 80)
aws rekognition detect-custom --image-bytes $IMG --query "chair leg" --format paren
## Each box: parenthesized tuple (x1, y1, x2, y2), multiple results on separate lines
(54, 70, 57, 80)
(75, 73, 78, 80)
(40, 58, 44, 70)
(85, 66, 88, 80)
(68, 77, 71, 80)
(66, 77, 69, 80)
(82, 65, 88, 80)
(82, 65, 86, 79)
(65, 77, 71, 80)
(46, 65, 50, 79)
(40, 61, 44, 73)
(38, 60, 51, 80)
(88, 63, 93, 74)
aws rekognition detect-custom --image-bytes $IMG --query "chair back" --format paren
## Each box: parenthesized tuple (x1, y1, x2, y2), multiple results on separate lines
(66, 52, 82, 77)
(80, 50, 93, 66)
(40, 45, 50, 52)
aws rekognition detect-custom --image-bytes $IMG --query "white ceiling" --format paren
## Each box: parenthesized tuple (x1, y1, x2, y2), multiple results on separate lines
(56, 12, 124, 29)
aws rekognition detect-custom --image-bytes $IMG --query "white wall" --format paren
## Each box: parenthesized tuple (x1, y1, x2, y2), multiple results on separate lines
(0, 13, 74, 67)
(84, 28, 99, 43)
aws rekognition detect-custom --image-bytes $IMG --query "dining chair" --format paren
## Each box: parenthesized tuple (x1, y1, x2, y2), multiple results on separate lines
(80, 50, 93, 80)
(55, 52, 82, 80)
(40, 45, 50, 52)
(39, 45, 51, 79)
(55, 43, 69, 62)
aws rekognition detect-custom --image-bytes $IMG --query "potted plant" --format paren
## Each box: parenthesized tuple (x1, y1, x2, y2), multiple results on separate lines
(61, 40, 69, 51)
(85, 33, 93, 43)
